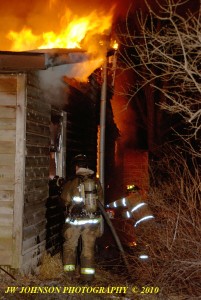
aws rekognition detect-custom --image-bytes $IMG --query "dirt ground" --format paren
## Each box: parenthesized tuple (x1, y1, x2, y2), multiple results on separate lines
(0, 270, 134, 300)
(0, 267, 181, 300)
(0, 257, 169, 300)
(0, 253, 184, 300)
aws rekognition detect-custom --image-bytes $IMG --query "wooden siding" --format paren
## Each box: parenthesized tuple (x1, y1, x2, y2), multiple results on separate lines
(0, 75, 17, 266)
(12, 74, 26, 268)
(21, 72, 51, 273)
(46, 194, 64, 254)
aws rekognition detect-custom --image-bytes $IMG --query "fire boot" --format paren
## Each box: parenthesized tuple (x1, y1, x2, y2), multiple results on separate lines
(63, 225, 80, 280)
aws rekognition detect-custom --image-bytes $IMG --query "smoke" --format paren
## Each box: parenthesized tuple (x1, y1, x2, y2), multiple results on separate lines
(37, 61, 86, 106)
(37, 51, 103, 106)
(37, 65, 70, 107)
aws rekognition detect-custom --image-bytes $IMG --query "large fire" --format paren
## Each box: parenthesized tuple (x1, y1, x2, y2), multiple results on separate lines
(7, 8, 113, 53)
(2, 1, 116, 81)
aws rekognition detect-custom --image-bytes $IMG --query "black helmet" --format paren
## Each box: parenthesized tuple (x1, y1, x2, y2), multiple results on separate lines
(72, 154, 88, 168)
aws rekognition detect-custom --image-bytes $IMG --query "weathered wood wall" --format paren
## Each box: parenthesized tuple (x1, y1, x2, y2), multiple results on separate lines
(46, 182, 64, 255)
(0, 75, 17, 266)
(22, 72, 51, 272)
(0, 67, 118, 273)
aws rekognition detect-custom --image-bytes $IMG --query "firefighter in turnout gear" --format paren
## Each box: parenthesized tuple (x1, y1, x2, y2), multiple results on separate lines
(60, 154, 104, 282)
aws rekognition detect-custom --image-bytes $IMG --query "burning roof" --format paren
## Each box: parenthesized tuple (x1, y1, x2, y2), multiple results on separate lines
(0, 0, 119, 81)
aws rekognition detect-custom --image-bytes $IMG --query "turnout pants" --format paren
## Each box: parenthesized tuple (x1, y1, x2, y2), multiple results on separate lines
(63, 222, 100, 281)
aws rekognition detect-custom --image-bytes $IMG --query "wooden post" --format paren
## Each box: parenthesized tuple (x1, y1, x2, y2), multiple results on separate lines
(12, 74, 26, 269)
(99, 58, 107, 194)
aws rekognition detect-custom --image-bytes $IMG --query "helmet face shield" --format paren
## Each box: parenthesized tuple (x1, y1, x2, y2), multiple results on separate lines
(72, 154, 88, 168)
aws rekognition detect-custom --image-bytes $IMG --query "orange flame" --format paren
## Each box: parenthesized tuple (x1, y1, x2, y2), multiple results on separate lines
(112, 40, 118, 50)
(5, 3, 115, 81)
(7, 9, 113, 53)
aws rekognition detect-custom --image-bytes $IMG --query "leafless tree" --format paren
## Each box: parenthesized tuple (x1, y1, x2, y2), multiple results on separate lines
(111, 1, 201, 297)
(130, 146, 201, 297)
(116, 0, 201, 157)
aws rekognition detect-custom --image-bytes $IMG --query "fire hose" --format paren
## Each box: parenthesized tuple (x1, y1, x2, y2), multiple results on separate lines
(97, 200, 132, 277)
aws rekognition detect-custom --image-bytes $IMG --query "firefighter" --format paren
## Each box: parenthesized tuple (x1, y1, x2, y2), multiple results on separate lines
(60, 154, 103, 282)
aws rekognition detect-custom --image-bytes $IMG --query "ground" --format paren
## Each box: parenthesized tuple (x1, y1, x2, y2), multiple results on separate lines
(0, 253, 169, 300)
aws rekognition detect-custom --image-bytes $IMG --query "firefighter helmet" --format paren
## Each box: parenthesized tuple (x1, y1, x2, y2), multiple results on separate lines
(126, 184, 140, 194)
(72, 154, 88, 168)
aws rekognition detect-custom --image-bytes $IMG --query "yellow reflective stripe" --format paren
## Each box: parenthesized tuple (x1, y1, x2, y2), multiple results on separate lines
(72, 196, 83, 203)
(81, 267, 95, 275)
(65, 217, 101, 225)
(64, 264, 75, 272)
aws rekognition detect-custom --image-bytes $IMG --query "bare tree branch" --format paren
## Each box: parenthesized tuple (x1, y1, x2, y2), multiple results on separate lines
(117, 0, 201, 153)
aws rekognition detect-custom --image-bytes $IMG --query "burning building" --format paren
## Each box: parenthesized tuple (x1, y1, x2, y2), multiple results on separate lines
(0, 4, 119, 274)
(0, 0, 151, 275)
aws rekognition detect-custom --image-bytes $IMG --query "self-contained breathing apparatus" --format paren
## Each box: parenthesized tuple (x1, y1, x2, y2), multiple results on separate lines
(67, 176, 101, 223)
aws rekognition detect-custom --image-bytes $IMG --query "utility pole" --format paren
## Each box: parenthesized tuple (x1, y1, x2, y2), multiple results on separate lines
(99, 57, 107, 193)
(99, 38, 118, 195)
